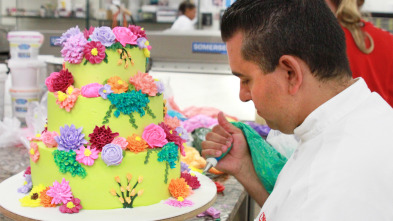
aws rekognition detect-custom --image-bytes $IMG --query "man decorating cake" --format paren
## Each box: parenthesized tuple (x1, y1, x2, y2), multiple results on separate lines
(202, 0, 393, 220)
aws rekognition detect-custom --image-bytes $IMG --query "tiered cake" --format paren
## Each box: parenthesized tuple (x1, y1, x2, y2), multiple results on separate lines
(22, 26, 193, 211)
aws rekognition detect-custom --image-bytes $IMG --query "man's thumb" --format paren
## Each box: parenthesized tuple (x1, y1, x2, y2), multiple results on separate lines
(217, 112, 240, 134)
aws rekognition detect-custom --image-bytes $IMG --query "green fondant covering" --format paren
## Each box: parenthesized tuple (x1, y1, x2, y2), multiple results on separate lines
(30, 141, 180, 210)
(66, 47, 146, 89)
(47, 92, 163, 138)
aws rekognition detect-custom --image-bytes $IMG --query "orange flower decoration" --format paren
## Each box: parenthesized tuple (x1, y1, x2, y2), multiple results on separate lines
(164, 116, 181, 130)
(168, 178, 191, 199)
(126, 134, 148, 153)
(29, 142, 40, 163)
(107, 76, 129, 94)
(40, 187, 56, 207)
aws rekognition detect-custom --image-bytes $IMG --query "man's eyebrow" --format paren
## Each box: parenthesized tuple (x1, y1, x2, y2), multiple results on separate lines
(232, 72, 243, 77)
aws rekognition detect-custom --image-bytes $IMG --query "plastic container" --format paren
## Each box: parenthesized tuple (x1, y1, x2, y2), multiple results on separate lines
(0, 64, 8, 121)
(8, 59, 46, 90)
(7, 31, 44, 59)
(9, 88, 40, 124)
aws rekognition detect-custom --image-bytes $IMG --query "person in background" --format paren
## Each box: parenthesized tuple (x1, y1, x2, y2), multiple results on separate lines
(202, 0, 393, 220)
(170, 1, 197, 30)
(326, 0, 393, 107)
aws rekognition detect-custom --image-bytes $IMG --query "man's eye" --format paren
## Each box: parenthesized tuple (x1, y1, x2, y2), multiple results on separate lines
(241, 79, 249, 84)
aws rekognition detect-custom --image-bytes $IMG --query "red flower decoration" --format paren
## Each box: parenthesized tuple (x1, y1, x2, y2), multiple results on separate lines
(45, 69, 74, 93)
(23, 166, 31, 177)
(88, 125, 119, 151)
(83, 26, 95, 40)
(128, 25, 146, 39)
(214, 181, 225, 193)
(159, 122, 185, 152)
(59, 197, 83, 214)
(180, 172, 201, 189)
(84, 41, 106, 64)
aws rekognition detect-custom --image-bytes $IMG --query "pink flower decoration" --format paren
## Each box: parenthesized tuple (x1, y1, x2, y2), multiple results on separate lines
(46, 178, 73, 205)
(29, 142, 40, 163)
(81, 83, 103, 98)
(45, 69, 74, 93)
(83, 41, 106, 64)
(129, 72, 158, 96)
(83, 26, 95, 39)
(128, 25, 146, 38)
(55, 86, 81, 112)
(164, 116, 181, 130)
(111, 137, 129, 150)
(75, 145, 99, 166)
(112, 27, 137, 46)
(61, 33, 87, 64)
(142, 123, 168, 148)
(164, 198, 194, 208)
(59, 197, 82, 214)
(41, 131, 59, 148)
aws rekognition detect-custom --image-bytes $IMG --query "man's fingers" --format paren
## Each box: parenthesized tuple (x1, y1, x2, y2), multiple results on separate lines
(206, 130, 232, 147)
(201, 140, 225, 158)
(217, 112, 241, 137)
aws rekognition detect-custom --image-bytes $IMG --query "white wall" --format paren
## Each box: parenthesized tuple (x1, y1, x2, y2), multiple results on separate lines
(362, 0, 393, 13)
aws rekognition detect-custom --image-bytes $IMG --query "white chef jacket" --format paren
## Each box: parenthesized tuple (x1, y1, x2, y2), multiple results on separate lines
(255, 78, 393, 221)
(170, 15, 195, 31)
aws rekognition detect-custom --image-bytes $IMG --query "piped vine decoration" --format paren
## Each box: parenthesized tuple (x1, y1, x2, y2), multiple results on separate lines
(108, 43, 137, 68)
(158, 142, 179, 184)
(103, 104, 115, 124)
(110, 174, 144, 208)
(53, 150, 86, 178)
(144, 148, 160, 165)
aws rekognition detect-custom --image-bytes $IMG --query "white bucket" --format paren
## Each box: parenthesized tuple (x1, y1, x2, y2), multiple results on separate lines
(7, 31, 44, 59)
(0, 64, 8, 121)
(8, 59, 46, 90)
(9, 88, 40, 124)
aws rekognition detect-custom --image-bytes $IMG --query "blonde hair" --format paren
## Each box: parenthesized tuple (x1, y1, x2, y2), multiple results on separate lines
(334, 0, 374, 54)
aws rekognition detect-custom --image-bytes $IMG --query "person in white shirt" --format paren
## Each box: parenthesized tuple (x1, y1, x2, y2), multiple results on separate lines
(170, 1, 197, 31)
(202, 0, 393, 220)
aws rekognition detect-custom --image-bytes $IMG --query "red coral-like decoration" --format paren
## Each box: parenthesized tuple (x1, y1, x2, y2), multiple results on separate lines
(159, 122, 185, 150)
(49, 69, 74, 93)
(180, 172, 201, 190)
(214, 181, 225, 193)
(23, 166, 31, 177)
(88, 125, 119, 151)
(128, 25, 146, 39)
(83, 26, 95, 40)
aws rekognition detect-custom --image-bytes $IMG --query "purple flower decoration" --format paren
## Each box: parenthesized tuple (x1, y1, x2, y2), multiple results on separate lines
(155, 81, 165, 94)
(56, 26, 81, 46)
(90, 26, 116, 47)
(61, 33, 88, 64)
(137, 37, 148, 49)
(55, 124, 87, 152)
(180, 162, 191, 173)
(99, 84, 113, 99)
(17, 174, 33, 194)
(46, 178, 73, 205)
(101, 143, 123, 166)
(175, 126, 189, 141)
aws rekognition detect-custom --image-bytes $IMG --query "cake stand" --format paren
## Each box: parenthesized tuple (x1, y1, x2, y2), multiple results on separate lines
(0, 172, 217, 221)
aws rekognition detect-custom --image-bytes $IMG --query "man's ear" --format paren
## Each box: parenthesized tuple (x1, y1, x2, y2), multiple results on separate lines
(278, 55, 303, 95)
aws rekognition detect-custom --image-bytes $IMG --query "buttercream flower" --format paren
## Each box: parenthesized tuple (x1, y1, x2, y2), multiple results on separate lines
(84, 41, 106, 64)
(61, 33, 88, 64)
(142, 123, 168, 148)
(99, 84, 113, 99)
(40, 187, 56, 207)
(129, 72, 157, 96)
(81, 82, 103, 98)
(41, 131, 59, 148)
(90, 26, 116, 47)
(19, 184, 47, 207)
(126, 134, 148, 153)
(158, 142, 179, 168)
(181, 162, 191, 173)
(175, 126, 190, 141)
(55, 86, 81, 112)
(45, 69, 74, 93)
(101, 143, 123, 166)
(136, 37, 148, 49)
(75, 145, 99, 166)
(55, 124, 88, 152)
(46, 178, 73, 205)
(128, 25, 146, 39)
(168, 178, 191, 199)
(155, 80, 165, 94)
(113, 27, 137, 46)
(164, 198, 193, 208)
(56, 26, 81, 46)
(181, 172, 201, 189)
(107, 76, 129, 94)
(83, 26, 95, 40)
(108, 90, 150, 117)
(182, 115, 218, 133)
(144, 48, 151, 58)
(59, 197, 82, 213)
(23, 166, 31, 177)
(111, 137, 129, 150)
(88, 125, 119, 151)
(164, 116, 181, 130)
(18, 174, 33, 194)
(159, 122, 185, 153)
(29, 142, 40, 163)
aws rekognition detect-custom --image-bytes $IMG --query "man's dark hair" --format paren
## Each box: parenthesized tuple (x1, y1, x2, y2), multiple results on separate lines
(179, 1, 196, 14)
(221, 0, 352, 80)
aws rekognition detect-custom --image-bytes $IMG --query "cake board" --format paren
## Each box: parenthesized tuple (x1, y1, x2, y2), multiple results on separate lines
(0, 172, 217, 221)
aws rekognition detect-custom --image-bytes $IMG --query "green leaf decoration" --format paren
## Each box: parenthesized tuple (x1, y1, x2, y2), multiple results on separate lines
(103, 79, 108, 85)
(53, 150, 86, 178)
(103, 52, 108, 64)
(103, 104, 115, 124)
(83, 59, 88, 65)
